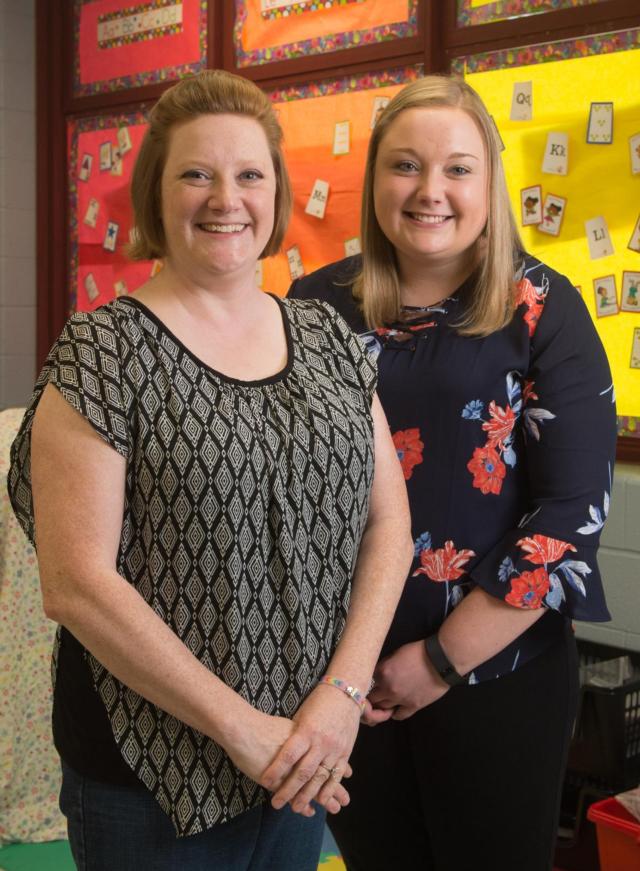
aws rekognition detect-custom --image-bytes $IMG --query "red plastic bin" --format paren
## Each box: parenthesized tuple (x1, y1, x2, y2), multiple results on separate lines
(587, 797, 640, 870)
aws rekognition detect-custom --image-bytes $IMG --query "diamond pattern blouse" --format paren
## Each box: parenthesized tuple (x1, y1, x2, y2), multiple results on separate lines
(8, 295, 376, 837)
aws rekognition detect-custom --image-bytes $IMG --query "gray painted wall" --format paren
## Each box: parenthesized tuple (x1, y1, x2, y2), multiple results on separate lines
(0, 0, 36, 409)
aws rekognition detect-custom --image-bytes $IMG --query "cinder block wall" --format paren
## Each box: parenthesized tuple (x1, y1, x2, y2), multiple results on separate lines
(0, 0, 36, 409)
(575, 462, 640, 652)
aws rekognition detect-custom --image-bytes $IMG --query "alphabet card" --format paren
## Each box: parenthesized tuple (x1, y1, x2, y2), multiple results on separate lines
(510, 81, 533, 121)
(286, 244, 305, 280)
(629, 215, 640, 253)
(305, 179, 330, 219)
(520, 185, 542, 226)
(370, 97, 390, 129)
(344, 237, 361, 257)
(586, 102, 613, 144)
(84, 272, 99, 303)
(332, 121, 350, 156)
(542, 132, 568, 175)
(79, 153, 93, 182)
(631, 328, 640, 369)
(83, 197, 100, 228)
(630, 134, 640, 175)
(113, 279, 128, 297)
(103, 220, 119, 252)
(538, 193, 566, 236)
(585, 216, 614, 259)
(593, 275, 618, 318)
(99, 141, 112, 171)
(117, 126, 132, 155)
(621, 272, 640, 312)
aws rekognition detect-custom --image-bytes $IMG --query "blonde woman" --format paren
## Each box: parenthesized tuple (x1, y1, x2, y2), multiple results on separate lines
(289, 75, 616, 871)
(8, 71, 412, 871)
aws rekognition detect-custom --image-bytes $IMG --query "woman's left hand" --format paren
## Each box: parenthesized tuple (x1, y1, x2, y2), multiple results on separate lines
(261, 684, 362, 814)
(366, 640, 449, 721)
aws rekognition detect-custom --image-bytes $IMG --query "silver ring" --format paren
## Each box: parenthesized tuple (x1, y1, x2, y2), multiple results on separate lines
(319, 763, 340, 780)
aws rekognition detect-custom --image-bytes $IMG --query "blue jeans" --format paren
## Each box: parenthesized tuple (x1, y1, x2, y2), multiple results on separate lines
(60, 762, 326, 871)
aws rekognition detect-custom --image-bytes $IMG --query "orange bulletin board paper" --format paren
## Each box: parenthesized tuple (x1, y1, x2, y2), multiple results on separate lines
(69, 114, 152, 314)
(456, 30, 640, 432)
(236, 0, 417, 66)
(262, 68, 422, 296)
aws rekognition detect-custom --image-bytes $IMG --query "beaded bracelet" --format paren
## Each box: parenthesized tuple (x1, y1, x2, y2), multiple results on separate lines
(319, 675, 367, 713)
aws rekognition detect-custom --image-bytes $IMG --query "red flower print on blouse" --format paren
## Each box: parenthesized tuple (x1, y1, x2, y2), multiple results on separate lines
(393, 428, 424, 480)
(506, 568, 550, 609)
(413, 540, 476, 582)
(517, 534, 577, 565)
(467, 445, 506, 495)
(482, 401, 516, 449)
(522, 380, 538, 405)
(515, 276, 545, 337)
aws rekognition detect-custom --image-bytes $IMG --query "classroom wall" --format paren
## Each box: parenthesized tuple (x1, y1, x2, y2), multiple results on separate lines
(0, 0, 36, 410)
(0, 3, 638, 651)
(576, 462, 640, 653)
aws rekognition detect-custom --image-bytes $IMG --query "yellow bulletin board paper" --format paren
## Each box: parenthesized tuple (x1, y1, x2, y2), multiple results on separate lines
(460, 33, 640, 430)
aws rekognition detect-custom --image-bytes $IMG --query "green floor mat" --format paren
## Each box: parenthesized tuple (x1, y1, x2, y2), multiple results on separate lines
(0, 841, 344, 870)
(0, 841, 75, 871)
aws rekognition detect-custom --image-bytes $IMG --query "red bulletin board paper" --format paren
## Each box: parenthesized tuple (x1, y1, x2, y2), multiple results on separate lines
(79, 0, 202, 87)
(73, 120, 152, 312)
(241, 0, 410, 54)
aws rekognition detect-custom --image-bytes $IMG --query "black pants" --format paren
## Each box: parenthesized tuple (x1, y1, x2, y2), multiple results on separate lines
(329, 627, 579, 871)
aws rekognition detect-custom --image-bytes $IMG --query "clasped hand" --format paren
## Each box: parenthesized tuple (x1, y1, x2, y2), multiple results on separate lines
(363, 640, 449, 724)
(244, 683, 362, 817)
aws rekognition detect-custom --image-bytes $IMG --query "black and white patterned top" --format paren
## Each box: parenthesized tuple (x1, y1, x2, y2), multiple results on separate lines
(8, 295, 377, 837)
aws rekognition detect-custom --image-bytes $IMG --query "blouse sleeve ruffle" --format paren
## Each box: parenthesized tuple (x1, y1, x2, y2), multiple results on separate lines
(7, 309, 131, 546)
(469, 266, 616, 622)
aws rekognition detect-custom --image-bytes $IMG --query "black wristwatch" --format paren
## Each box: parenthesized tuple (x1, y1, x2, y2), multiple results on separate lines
(424, 633, 469, 687)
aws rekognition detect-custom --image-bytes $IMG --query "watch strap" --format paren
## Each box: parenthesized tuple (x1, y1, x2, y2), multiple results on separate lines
(425, 633, 468, 687)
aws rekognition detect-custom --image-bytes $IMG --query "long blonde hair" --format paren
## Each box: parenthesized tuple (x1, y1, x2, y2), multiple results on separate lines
(355, 76, 523, 336)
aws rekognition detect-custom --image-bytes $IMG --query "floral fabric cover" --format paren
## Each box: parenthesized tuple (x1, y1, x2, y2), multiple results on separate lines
(0, 407, 65, 844)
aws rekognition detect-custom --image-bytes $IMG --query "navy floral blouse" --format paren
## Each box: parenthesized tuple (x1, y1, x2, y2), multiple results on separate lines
(289, 254, 617, 682)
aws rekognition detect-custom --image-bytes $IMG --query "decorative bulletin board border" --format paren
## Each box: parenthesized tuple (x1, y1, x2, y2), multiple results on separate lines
(267, 64, 422, 103)
(451, 27, 640, 74)
(68, 109, 149, 314)
(452, 27, 640, 441)
(234, 0, 419, 68)
(261, 0, 364, 21)
(73, 0, 208, 97)
(456, 0, 607, 29)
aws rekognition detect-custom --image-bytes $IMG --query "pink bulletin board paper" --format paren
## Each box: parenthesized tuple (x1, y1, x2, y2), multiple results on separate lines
(69, 113, 153, 313)
(76, 0, 207, 96)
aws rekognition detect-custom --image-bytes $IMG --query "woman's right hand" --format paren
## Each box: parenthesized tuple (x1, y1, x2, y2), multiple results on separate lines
(224, 708, 350, 816)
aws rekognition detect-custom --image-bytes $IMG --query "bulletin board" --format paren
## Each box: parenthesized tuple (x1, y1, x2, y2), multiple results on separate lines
(452, 28, 640, 438)
(261, 65, 423, 296)
(74, 0, 208, 96)
(233, 0, 419, 68)
(456, 0, 608, 28)
(68, 111, 154, 314)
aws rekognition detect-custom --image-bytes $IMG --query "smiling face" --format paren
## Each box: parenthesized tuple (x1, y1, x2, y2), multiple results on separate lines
(160, 113, 276, 286)
(373, 106, 488, 281)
